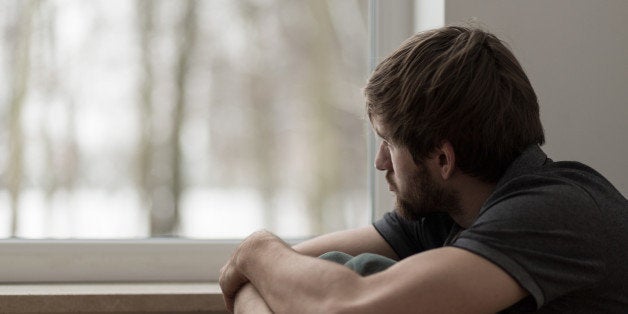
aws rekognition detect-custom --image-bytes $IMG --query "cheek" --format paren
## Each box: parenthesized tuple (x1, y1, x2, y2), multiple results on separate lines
(391, 158, 422, 189)
(391, 155, 411, 176)
(390, 162, 410, 187)
(395, 171, 413, 189)
(390, 153, 402, 173)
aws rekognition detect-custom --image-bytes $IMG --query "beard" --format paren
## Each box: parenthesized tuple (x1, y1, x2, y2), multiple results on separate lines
(388, 162, 462, 221)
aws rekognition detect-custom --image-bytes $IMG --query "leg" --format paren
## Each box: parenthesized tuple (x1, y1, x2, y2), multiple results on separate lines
(319, 251, 397, 276)
(345, 253, 397, 276)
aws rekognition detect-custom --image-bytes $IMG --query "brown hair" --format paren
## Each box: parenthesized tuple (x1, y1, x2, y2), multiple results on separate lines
(365, 25, 544, 183)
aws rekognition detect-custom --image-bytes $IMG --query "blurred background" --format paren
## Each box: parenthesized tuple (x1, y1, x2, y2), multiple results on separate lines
(0, 0, 370, 239)
(5, 0, 625, 240)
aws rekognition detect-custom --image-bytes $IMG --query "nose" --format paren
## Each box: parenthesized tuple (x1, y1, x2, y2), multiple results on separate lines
(374, 141, 392, 171)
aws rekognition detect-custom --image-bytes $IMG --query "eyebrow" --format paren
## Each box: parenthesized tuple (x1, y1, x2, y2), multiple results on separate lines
(373, 127, 389, 141)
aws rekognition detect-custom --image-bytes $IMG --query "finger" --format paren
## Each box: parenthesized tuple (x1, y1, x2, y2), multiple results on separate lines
(219, 264, 246, 310)
(224, 295, 235, 313)
(220, 273, 235, 312)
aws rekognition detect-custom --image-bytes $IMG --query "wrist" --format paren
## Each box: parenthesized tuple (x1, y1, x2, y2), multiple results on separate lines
(235, 284, 272, 314)
(236, 230, 283, 272)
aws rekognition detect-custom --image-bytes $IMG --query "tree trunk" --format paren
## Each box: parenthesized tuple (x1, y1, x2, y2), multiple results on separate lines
(137, 0, 157, 236)
(159, 0, 198, 235)
(238, 1, 279, 232)
(7, 0, 38, 237)
(305, 0, 341, 235)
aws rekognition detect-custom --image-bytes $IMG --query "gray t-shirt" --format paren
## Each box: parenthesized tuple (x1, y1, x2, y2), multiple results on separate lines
(373, 145, 628, 313)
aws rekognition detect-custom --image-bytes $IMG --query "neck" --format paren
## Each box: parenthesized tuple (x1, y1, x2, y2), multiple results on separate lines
(448, 176, 495, 228)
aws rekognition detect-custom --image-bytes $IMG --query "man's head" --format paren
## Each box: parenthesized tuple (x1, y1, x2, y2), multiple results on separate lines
(366, 25, 544, 184)
(373, 115, 462, 219)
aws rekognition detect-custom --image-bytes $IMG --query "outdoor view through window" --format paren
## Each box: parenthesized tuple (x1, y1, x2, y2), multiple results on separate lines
(0, 0, 370, 238)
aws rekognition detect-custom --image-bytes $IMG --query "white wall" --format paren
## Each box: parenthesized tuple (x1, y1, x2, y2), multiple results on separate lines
(445, 0, 628, 196)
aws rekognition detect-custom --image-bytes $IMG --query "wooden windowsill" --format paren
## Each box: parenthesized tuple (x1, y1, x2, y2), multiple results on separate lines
(0, 283, 227, 313)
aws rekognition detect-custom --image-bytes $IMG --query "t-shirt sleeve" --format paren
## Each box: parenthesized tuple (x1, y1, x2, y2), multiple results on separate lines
(373, 211, 453, 259)
(451, 176, 607, 310)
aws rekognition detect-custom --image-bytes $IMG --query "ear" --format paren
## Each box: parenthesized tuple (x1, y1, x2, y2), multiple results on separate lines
(436, 141, 456, 180)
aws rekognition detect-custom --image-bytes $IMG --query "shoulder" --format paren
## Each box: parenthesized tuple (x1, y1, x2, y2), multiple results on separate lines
(451, 158, 628, 310)
(481, 173, 595, 224)
(482, 160, 627, 225)
(486, 159, 625, 215)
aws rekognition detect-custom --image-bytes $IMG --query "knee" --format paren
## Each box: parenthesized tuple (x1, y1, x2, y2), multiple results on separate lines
(347, 253, 396, 276)
(318, 251, 354, 264)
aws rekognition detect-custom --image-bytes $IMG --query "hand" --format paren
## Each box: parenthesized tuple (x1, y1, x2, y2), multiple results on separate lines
(220, 258, 248, 312)
(219, 230, 278, 312)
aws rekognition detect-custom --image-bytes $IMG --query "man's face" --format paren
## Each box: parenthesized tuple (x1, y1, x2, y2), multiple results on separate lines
(372, 117, 461, 220)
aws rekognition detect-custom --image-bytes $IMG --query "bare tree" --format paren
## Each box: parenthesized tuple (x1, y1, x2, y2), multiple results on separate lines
(39, 1, 59, 235)
(136, 0, 157, 235)
(237, 0, 280, 231)
(6, 0, 38, 236)
(156, 0, 199, 235)
(304, 0, 343, 234)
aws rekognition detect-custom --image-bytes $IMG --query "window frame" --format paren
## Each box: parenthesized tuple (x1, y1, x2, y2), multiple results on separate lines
(0, 0, 420, 283)
(0, 239, 237, 282)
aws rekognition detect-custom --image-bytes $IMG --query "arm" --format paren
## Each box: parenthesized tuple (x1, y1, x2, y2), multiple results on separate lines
(293, 225, 398, 259)
(231, 225, 397, 313)
(233, 284, 272, 314)
(350, 247, 528, 313)
(221, 230, 528, 313)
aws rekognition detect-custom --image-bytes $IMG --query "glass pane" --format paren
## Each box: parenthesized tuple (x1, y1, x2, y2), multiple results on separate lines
(0, 0, 369, 239)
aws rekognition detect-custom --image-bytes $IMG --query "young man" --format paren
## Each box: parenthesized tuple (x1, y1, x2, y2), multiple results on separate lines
(220, 26, 628, 313)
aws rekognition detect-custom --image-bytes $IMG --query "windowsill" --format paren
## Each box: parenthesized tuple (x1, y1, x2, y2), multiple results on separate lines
(0, 282, 227, 313)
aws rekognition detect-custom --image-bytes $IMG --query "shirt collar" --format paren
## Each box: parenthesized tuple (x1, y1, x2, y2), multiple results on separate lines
(474, 145, 550, 218)
(495, 145, 549, 189)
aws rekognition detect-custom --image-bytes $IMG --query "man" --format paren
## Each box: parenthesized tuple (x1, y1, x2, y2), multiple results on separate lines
(220, 25, 628, 313)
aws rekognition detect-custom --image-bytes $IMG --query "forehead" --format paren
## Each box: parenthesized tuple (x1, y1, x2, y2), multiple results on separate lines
(370, 115, 390, 139)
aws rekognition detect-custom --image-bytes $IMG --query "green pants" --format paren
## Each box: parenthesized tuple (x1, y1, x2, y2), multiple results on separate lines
(319, 251, 397, 276)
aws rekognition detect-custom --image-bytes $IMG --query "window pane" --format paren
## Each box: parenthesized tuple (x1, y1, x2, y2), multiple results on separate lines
(0, 0, 369, 238)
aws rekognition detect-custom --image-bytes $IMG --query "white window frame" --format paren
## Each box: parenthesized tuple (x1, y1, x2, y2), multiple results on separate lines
(0, 0, 425, 283)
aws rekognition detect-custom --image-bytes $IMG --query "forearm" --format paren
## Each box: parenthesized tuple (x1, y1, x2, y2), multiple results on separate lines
(234, 284, 272, 314)
(224, 232, 527, 313)
(240, 232, 363, 312)
(293, 225, 398, 260)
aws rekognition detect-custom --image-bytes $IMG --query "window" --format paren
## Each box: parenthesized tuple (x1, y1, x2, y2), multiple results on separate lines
(0, 0, 371, 239)
(0, 0, 417, 282)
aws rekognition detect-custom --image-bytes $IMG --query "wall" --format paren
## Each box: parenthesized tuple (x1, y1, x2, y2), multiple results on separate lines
(445, 0, 628, 196)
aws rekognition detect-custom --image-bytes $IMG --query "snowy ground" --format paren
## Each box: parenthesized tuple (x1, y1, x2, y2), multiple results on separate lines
(0, 188, 369, 239)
